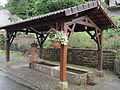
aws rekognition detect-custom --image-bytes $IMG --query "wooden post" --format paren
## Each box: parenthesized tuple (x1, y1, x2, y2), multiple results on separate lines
(60, 45, 68, 81)
(60, 22, 68, 81)
(40, 34, 44, 59)
(58, 22, 68, 90)
(6, 31, 10, 62)
(39, 45, 43, 59)
(30, 43, 38, 63)
(97, 30, 104, 77)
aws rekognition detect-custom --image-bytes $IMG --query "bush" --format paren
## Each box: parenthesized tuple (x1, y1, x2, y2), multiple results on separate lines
(11, 42, 30, 55)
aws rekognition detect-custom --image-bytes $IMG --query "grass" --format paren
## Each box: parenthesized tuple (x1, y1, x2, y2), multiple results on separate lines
(0, 50, 28, 68)
(0, 50, 28, 60)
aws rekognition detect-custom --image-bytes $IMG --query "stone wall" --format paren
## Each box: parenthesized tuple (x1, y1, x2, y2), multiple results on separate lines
(39, 48, 116, 71)
(114, 60, 120, 74)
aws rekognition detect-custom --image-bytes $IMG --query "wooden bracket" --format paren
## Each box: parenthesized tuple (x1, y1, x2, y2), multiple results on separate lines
(7, 31, 17, 46)
(6, 31, 17, 62)
(35, 32, 49, 47)
(86, 31, 97, 43)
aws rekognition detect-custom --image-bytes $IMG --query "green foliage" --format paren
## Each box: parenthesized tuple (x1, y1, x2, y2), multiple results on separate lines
(48, 29, 68, 45)
(6, 0, 39, 19)
(112, 16, 120, 27)
(11, 42, 30, 55)
(69, 32, 97, 48)
(0, 50, 27, 60)
(47, 0, 85, 12)
(6, 0, 86, 19)
(103, 16, 120, 60)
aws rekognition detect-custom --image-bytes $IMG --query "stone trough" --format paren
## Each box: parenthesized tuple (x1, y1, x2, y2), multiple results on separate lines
(30, 62, 95, 85)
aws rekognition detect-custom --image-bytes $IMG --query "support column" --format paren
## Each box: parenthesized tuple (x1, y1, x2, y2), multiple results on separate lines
(6, 31, 10, 62)
(35, 33, 45, 62)
(39, 34, 44, 59)
(29, 43, 38, 68)
(96, 30, 104, 77)
(60, 45, 68, 81)
(58, 45, 68, 90)
(58, 23, 68, 90)
(6, 31, 17, 67)
(6, 31, 11, 67)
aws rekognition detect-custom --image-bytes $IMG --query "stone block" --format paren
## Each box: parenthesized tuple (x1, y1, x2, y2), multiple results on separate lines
(96, 70, 104, 77)
(57, 81, 68, 90)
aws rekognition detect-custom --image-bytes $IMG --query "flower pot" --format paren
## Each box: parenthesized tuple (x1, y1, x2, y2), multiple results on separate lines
(52, 41, 61, 48)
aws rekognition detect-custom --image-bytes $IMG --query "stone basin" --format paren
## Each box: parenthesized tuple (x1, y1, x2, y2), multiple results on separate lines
(30, 62, 95, 85)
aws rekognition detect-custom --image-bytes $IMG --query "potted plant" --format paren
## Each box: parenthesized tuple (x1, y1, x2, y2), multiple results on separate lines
(49, 28, 68, 48)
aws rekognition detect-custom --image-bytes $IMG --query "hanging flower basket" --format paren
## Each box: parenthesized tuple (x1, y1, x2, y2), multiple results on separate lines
(48, 28, 68, 48)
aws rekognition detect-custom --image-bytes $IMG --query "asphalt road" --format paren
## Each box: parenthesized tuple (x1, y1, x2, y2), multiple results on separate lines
(0, 70, 34, 90)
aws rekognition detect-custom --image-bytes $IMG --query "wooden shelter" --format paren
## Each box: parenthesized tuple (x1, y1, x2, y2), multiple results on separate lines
(0, 0, 116, 86)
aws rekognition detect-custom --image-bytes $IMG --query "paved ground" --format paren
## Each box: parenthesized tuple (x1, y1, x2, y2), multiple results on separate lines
(2, 65, 120, 90)
(1, 56, 120, 90)
(0, 70, 34, 90)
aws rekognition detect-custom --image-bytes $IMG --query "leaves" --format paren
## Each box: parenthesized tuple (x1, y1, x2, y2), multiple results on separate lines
(6, 0, 86, 19)
(49, 29, 68, 45)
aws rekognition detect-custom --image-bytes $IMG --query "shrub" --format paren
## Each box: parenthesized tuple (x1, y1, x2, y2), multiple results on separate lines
(11, 42, 30, 55)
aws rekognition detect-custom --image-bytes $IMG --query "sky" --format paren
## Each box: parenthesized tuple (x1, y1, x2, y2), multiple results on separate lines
(0, 0, 7, 6)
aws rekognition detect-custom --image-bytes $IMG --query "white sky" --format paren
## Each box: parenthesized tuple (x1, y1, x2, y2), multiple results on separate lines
(0, 0, 7, 6)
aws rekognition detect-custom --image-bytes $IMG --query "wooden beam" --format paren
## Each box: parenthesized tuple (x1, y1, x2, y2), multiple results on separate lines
(86, 16, 101, 32)
(76, 21, 95, 27)
(66, 16, 88, 26)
